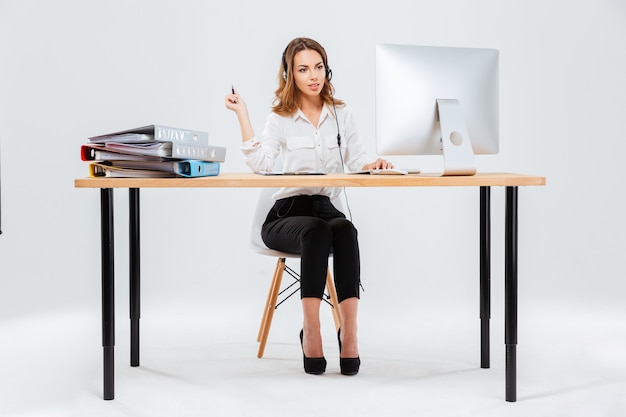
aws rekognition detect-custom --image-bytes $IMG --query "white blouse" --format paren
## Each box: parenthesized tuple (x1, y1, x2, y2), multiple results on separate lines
(241, 104, 371, 201)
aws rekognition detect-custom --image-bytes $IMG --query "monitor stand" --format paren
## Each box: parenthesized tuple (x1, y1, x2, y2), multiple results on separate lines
(437, 99, 477, 176)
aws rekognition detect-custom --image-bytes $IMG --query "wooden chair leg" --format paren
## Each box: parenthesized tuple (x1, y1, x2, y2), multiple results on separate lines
(257, 258, 284, 342)
(326, 268, 342, 332)
(257, 258, 286, 358)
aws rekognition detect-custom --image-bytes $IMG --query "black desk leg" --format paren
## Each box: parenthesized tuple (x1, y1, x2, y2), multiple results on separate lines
(505, 186, 518, 402)
(129, 188, 141, 367)
(100, 188, 115, 400)
(479, 187, 491, 369)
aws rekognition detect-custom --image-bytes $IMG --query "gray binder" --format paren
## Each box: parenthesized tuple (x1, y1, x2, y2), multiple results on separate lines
(88, 124, 209, 145)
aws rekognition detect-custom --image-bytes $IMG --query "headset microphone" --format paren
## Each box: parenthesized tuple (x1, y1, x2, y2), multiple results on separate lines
(331, 94, 344, 174)
(331, 95, 341, 146)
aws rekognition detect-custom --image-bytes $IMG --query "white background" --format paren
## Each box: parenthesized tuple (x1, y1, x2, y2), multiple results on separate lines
(1, 1, 625, 416)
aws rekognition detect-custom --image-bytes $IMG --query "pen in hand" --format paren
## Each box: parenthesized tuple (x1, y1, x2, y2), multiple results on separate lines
(231, 85, 238, 104)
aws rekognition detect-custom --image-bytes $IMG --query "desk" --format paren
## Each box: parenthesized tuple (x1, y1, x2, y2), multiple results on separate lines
(74, 172, 546, 402)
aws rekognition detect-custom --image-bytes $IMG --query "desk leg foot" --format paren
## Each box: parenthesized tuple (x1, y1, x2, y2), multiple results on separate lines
(506, 344, 517, 402)
(103, 346, 115, 400)
(481, 318, 490, 368)
(131, 319, 140, 367)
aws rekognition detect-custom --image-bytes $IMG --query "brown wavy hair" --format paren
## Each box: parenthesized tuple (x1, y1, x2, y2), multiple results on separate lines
(272, 37, 344, 116)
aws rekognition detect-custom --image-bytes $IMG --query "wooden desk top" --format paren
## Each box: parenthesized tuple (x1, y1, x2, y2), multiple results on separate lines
(75, 172, 546, 189)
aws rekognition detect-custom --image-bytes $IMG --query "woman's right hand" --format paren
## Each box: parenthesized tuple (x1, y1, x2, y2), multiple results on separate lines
(225, 89, 247, 115)
(225, 88, 255, 142)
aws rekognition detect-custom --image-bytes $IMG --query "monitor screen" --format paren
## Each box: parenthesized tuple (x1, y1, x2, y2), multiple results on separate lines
(0, 141, 2, 234)
(375, 44, 499, 175)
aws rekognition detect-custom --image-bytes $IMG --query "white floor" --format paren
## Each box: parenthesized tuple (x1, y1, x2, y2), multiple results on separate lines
(1, 299, 624, 417)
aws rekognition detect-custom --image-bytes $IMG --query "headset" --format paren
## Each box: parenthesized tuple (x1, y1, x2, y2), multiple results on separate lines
(282, 47, 333, 82)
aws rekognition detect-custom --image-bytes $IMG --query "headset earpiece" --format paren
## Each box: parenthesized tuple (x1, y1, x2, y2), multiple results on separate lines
(282, 47, 288, 81)
(326, 67, 333, 81)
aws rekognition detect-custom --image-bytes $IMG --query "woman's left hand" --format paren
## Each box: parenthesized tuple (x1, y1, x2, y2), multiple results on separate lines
(361, 158, 394, 170)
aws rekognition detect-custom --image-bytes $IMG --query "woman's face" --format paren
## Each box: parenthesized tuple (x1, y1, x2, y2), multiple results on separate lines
(292, 49, 326, 100)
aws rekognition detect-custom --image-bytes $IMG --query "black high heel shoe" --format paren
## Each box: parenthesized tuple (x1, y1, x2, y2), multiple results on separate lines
(337, 328, 360, 376)
(299, 329, 326, 375)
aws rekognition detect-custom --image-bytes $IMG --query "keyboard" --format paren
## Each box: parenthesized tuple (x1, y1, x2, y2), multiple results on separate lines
(351, 168, 421, 175)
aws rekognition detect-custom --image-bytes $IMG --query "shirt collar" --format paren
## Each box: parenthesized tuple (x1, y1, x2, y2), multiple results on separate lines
(293, 104, 335, 125)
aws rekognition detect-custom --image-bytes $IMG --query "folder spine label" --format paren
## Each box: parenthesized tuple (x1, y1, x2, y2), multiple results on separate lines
(172, 144, 226, 162)
(154, 126, 209, 145)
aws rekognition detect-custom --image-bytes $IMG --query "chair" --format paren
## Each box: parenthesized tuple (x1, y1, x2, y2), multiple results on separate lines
(251, 188, 342, 358)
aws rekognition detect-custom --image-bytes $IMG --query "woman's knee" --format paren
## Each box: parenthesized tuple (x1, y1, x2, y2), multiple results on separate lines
(330, 218, 358, 240)
(301, 218, 333, 246)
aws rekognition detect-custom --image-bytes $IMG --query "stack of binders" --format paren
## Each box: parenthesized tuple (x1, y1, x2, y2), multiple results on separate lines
(80, 125, 226, 178)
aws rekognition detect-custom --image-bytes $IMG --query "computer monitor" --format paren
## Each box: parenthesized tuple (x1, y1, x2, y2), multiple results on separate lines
(375, 44, 499, 175)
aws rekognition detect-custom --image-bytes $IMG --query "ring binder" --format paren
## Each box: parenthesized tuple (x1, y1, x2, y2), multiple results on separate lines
(82, 124, 226, 177)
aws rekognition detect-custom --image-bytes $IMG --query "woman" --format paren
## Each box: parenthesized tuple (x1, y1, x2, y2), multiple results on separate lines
(225, 37, 393, 375)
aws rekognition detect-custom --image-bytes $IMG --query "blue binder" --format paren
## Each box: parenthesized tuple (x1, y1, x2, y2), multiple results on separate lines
(174, 160, 220, 177)
(90, 160, 220, 178)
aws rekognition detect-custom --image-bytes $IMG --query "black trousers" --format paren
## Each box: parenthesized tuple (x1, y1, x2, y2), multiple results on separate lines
(261, 195, 360, 303)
